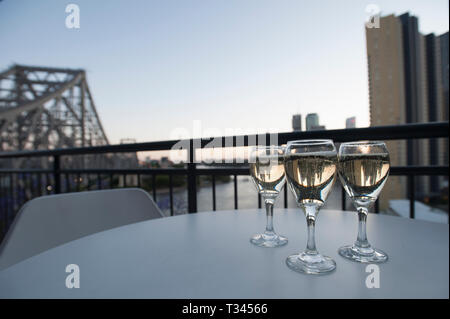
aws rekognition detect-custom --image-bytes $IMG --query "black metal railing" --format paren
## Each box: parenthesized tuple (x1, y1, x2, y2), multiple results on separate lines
(0, 122, 448, 239)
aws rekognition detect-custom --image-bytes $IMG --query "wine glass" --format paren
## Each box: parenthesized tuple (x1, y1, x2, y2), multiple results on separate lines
(337, 141, 390, 263)
(249, 146, 288, 248)
(284, 140, 337, 274)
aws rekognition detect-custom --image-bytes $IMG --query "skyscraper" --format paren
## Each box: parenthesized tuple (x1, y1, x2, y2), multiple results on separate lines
(366, 13, 448, 208)
(292, 114, 302, 131)
(305, 113, 319, 131)
(366, 14, 408, 209)
(425, 31, 449, 193)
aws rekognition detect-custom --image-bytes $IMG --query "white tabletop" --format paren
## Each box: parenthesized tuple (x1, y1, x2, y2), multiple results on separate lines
(0, 209, 448, 298)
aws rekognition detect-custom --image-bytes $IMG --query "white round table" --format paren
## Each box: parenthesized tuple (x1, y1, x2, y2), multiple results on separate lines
(0, 209, 448, 298)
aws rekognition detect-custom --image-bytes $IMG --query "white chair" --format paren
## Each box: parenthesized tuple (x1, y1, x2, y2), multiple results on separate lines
(0, 188, 164, 270)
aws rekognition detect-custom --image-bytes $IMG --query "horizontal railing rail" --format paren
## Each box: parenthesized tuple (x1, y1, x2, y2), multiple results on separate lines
(1, 165, 447, 176)
(0, 121, 448, 240)
(0, 122, 447, 158)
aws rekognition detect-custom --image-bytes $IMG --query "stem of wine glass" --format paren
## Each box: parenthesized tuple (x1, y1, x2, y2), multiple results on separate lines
(264, 198, 275, 233)
(304, 204, 318, 254)
(355, 207, 370, 248)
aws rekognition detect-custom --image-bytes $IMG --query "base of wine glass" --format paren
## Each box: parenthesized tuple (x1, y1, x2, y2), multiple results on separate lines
(286, 252, 336, 275)
(338, 245, 388, 263)
(250, 232, 288, 248)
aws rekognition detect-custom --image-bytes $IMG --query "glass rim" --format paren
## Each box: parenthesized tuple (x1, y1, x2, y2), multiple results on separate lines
(286, 139, 334, 146)
(340, 140, 386, 146)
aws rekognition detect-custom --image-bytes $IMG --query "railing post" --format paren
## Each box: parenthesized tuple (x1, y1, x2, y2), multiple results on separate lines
(187, 139, 197, 213)
(341, 185, 346, 211)
(408, 175, 415, 219)
(53, 155, 61, 194)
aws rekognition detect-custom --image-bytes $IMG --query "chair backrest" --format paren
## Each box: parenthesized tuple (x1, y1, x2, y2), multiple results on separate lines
(0, 188, 165, 270)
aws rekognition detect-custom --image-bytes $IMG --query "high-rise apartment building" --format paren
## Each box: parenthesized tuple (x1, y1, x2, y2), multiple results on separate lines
(305, 113, 319, 131)
(366, 13, 448, 209)
(366, 14, 408, 209)
(292, 114, 302, 131)
(425, 31, 449, 193)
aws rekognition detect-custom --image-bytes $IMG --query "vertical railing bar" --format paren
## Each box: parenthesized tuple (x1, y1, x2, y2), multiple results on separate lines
(46, 173, 51, 195)
(169, 174, 174, 216)
(43, 173, 46, 195)
(2, 174, 6, 233)
(341, 185, 346, 211)
(3, 174, 8, 231)
(86, 174, 91, 191)
(212, 174, 216, 211)
(53, 155, 61, 194)
(152, 174, 156, 201)
(283, 184, 288, 209)
(6, 175, 10, 227)
(76, 173, 81, 192)
(234, 174, 238, 210)
(32, 173, 36, 198)
(9, 173, 14, 227)
(1, 175, 7, 232)
(5, 174, 9, 229)
(8, 174, 12, 225)
(31, 173, 35, 198)
(97, 173, 102, 190)
(137, 174, 141, 188)
(29, 173, 33, 199)
(64, 173, 70, 193)
(38, 173, 42, 196)
(123, 174, 127, 188)
(409, 175, 415, 219)
(27, 173, 32, 200)
(187, 139, 197, 213)
(2, 175, 6, 234)
(258, 193, 261, 209)
(109, 174, 113, 189)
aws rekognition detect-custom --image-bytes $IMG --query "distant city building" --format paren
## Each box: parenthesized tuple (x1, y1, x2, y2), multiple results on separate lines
(120, 138, 137, 144)
(150, 160, 159, 167)
(292, 114, 302, 131)
(160, 156, 173, 168)
(305, 113, 319, 131)
(346, 117, 356, 128)
(366, 12, 449, 208)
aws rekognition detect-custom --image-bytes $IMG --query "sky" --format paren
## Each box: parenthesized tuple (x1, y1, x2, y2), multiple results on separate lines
(0, 0, 449, 145)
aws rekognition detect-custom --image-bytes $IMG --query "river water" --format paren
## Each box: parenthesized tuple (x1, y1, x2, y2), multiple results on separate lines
(154, 176, 348, 216)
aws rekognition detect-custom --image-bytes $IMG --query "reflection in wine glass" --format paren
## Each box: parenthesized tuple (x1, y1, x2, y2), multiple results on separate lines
(337, 141, 390, 263)
(284, 140, 337, 274)
(249, 146, 288, 248)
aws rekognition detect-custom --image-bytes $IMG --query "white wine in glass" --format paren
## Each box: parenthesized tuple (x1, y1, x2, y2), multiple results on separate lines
(338, 141, 390, 263)
(249, 146, 288, 248)
(284, 140, 337, 274)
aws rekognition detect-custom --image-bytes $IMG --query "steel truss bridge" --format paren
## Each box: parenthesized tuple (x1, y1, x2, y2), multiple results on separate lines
(0, 64, 138, 169)
(0, 64, 108, 151)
